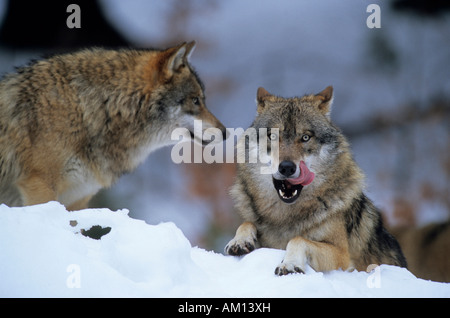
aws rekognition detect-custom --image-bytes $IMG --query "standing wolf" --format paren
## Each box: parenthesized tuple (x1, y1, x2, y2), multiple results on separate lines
(225, 86, 406, 275)
(0, 41, 225, 210)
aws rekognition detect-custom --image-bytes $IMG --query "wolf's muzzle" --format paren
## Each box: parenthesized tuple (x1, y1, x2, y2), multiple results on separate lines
(273, 160, 315, 204)
(273, 160, 301, 203)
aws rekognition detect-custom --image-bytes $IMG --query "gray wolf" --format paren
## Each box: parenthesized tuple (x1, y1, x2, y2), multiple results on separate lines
(225, 86, 407, 275)
(0, 41, 225, 210)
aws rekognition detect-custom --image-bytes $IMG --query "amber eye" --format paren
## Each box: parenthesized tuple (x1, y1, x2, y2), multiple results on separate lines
(301, 134, 311, 142)
(192, 97, 200, 105)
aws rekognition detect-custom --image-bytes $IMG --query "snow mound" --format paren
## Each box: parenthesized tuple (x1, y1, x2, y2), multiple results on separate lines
(1, 202, 449, 297)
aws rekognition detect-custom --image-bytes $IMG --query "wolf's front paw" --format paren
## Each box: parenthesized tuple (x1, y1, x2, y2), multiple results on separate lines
(274, 261, 305, 276)
(225, 238, 256, 256)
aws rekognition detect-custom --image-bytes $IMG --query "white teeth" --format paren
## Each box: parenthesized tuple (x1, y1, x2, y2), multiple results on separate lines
(278, 189, 298, 199)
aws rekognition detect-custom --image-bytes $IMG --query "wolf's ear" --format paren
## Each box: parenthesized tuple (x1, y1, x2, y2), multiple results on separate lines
(184, 41, 196, 61)
(166, 42, 187, 75)
(163, 41, 196, 78)
(314, 86, 333, 118)
(256, 87, 272, 113)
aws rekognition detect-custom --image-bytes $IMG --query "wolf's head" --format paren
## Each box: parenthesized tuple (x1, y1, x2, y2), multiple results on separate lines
(250, 86, 346, 204)
(143, 41, 226, 146)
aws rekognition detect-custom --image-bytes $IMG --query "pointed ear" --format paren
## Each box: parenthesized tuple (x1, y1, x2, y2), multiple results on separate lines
(184, 41, 196, 61)
(166, 42, 187, 75)
(256, 87, 272, 113)
(314, 86, 333, 118)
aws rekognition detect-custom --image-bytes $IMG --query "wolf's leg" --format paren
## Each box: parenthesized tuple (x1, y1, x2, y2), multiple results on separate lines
(16, 174, 57, 206)
(225, 222, 259, 256)
(275, 236, 350, 275)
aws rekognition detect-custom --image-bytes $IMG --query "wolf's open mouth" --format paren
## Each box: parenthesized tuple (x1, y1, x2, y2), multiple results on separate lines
(272, 178, 303, 204)
(272, 161, 315, 204)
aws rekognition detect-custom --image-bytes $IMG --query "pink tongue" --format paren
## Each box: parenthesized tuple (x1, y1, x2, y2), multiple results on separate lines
(287, 161, 315, 186)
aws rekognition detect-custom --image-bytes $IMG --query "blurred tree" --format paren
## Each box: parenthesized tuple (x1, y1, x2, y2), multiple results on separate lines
(364, 30, 399, 75)
(0, 0, 129, 51)
(391, 0, 450, 18)
(356, 2, 450, 227)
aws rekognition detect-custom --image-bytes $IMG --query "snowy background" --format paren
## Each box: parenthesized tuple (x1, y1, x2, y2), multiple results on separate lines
(1, 202, 449, 297)
(0, 0, 449, 296)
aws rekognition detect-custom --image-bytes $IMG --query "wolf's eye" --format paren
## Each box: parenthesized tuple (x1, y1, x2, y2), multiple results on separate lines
(192, 97, 200, 106)
(301, 134, 311, 142)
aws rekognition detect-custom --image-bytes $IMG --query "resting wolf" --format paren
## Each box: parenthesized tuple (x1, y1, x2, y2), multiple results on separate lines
(225, 86, 407, 275)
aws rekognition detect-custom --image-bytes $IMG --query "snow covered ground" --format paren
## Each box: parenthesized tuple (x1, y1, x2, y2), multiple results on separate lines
(1, 202, 449, 298)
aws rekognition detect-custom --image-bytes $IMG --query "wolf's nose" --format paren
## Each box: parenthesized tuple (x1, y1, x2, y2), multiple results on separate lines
(278, 161, 297, 177)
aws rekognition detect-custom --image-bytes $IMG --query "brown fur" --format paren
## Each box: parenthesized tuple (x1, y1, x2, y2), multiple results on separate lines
(0, 42, 225, 210)
(391, 222, 450, 282)
(225, 86, 406, 275)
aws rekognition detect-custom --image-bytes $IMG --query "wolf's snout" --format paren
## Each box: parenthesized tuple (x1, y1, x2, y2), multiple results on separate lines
(278, 161, 297, 178)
